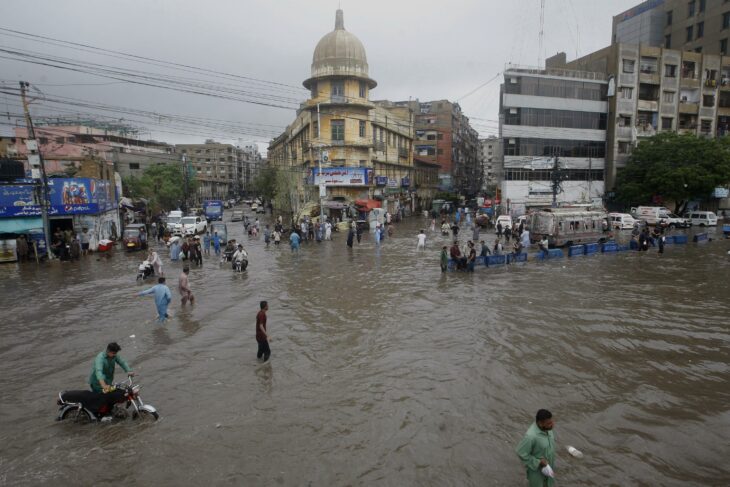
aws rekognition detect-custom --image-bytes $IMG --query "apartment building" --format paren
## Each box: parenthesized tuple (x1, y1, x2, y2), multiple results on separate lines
(177, 140, 248, 201)
(499, 66, 608, 215)
(613, 0, 730, 55)
(553, 44, 730, 189)
(479, 136, 502, 192)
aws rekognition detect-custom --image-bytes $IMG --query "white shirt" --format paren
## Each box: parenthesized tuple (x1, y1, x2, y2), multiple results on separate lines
(233, 249, 248, 262)
(417, 233, 426, 245)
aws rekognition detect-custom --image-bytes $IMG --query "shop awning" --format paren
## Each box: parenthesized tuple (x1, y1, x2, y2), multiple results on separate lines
(0, 217, 43, 234)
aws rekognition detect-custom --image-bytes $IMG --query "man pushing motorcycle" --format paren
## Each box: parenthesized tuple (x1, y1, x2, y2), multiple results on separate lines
(89, 342, 134, 393)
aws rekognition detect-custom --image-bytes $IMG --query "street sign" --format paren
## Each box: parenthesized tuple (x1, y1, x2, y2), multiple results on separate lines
(27, 154, 40, 168)
(319, 184, 326, 197)
(25, 140, 38, 152)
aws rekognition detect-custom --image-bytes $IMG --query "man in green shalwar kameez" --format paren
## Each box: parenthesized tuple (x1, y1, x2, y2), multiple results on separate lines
(515, 409, 556, 487)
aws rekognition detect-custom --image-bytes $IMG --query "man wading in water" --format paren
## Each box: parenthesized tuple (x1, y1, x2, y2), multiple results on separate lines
(256, 301, 271, 362)
(516, 409, 556, 486)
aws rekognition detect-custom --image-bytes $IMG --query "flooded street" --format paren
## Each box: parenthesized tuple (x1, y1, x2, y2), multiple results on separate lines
(1, 212, 729, 486)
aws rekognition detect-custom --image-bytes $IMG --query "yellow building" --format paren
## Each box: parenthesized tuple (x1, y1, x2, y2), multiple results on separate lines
(268, 9, 436, 219)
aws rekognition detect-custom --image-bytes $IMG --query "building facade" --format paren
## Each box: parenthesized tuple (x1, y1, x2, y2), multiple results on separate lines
(499, 66, 608, 215)
(613, 0, 730, 55)
(479, 136, 502, 193)
(268, 10, 438, 217)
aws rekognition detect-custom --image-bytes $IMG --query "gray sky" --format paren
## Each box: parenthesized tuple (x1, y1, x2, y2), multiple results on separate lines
(0, 0, 640, 150)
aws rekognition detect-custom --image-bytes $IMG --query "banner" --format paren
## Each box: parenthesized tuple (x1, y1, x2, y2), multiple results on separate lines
(0, 178, 117, 217)
(311, 167, 371, 186)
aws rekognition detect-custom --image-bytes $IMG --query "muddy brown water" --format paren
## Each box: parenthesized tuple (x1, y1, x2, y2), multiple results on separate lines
(0, 213, 728, 486)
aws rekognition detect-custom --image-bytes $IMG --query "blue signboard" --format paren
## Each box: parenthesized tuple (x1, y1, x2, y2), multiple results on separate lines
(375, 176, 388, 186)
(401, 177, 410, 188)
(0, 178, 117, 217)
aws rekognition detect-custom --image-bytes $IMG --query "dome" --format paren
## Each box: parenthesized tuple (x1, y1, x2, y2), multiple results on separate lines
(303, 10, 377, 89)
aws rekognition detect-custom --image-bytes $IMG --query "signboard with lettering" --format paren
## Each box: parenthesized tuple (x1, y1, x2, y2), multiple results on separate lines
(0, 178, 117, 217)
(311, 167, 371, 186)
(375, 176, 388, 186)
(387, 178, 398, 188)
(712, 187, 729, 198)
(401, 177, 410, 188)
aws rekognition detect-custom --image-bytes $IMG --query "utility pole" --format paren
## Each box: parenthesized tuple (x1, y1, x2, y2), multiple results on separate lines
(317, 103, 325, 225)
(550, 154, 561, 208)
(20, 81, 52, 259)
(182, 153, 189, 211)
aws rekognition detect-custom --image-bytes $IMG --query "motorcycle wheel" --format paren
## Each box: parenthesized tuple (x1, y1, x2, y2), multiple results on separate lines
(132, 410, 159, 422)
(60, 407, 93, 423)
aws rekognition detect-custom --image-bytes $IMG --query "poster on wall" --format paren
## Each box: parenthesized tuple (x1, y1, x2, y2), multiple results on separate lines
(311, 167, 371, 186)
(0, 178, 118, 217)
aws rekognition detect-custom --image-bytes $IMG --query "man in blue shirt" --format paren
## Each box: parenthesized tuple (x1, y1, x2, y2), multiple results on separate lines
(138, 277, 172, 322)
(290, 230, 301, 252)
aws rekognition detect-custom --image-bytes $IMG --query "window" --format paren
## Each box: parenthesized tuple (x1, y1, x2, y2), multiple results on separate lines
(621, 87, 633, 99)
(703, 94, 715, 107)
(701, 119, 712, 134)
(618, 115, 632, 127)
(724, 12, 730, 29)
(622, 59, 635, 73)
(437, 133, 443, 140)
(697, 21, 704, 38)
(663, 91, 675, 103)
(359, 81, 366, 98)
(129, 163, 140, 170)
(359, 120, 366, 137)
(682, 60, 696, 78)
(310, 81, 317, 99)
(665, 64, 677, 77)
(699, 0, 705, 12)
(665, 34, 672, 48)
(640, 56, 658, 74)
(618, 141, 631, 154)
(331, 80, 344, 96)
(661, 117, 673, 130)
(667, 10, 673, 25)
(722, 38, 729, 55)
(686, 25, 694, 42)
(312, 120, 319, 138)
(688, 0, 695, 17)
(55, 136, 64, 144)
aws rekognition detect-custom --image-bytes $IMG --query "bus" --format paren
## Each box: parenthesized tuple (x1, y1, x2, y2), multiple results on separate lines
(203, 200, 223, 221)
(529, 208, 609, 248)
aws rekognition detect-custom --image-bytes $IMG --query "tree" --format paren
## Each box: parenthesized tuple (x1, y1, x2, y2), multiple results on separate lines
(251, 165, 277, 201)
(616, 132, 730, 214)
(123, 164, 197, 212)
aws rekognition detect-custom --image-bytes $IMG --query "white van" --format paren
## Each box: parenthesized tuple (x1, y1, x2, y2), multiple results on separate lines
(608, 212, 637, 230)
(496, 215, 513, 230)
(688, 211, 718, 226)
(634, 206, 688, 227)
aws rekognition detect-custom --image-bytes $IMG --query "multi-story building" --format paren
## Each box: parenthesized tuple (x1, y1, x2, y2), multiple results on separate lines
(551, 44, 730, 191)
(479, 136, 502, 193)
(391, 99, 481, 196)
(268, 9, 438, 217)
(498, 66, 608, 215)
(613, 0, 730, 55)
(177, 140, 258, 201)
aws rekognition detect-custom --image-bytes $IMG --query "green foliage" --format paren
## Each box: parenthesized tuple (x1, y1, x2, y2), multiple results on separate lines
(123, 164, 197, 212)
(251, 165, 277, 201)
(616, 133, 730, 213)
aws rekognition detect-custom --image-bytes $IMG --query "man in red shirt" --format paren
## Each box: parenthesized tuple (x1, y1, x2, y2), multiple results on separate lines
(256, 301, 270, 362)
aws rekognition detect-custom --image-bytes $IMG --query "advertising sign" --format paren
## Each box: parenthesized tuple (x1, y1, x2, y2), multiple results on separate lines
(0, 178, 117, 217)
(401, 177, 410, 188)
(387, 178, 398, 188)
(375, 176, 388, 186)
(311, 167, 372, 186)
(712, 187, 729, 198)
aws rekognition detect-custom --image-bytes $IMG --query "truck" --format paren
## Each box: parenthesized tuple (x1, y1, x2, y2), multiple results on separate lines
(203, 200, 223, 222)
(632, 206, 688, 227)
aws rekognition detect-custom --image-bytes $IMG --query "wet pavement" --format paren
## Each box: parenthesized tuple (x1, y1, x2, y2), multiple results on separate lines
(0, 210, 729, 486)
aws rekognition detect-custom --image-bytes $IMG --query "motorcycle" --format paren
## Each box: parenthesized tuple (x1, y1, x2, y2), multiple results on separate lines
(137, 260, 154, 280)
(56, 376, 158, 423)
(233, 251, 248, 272)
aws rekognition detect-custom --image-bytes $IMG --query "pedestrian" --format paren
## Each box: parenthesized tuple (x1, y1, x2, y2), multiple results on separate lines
(356, 224, 362, 244)
(504, 225, 512, 242)
(417, 229, 426, 251)
(300, 220, 308, 242)
(387, 224, 394, 237)
(515, 409, 556, 487)
(190, 237, 203, 266)
(658, 233, 665, 255)
(148, 249, 163, 276)
(347, 227, 354, 248)
(430, 218, 436, 232)
(203, 231, 211, 256)
(157, 223, 165, 242)
(139, 226, 147, 249)
(375, 225, 382, 245)
(70, 237, 81, 260)
(273, 229, 281, 246)
(479, 240, 490, 257)
(256, 300, 271, 362)
(493, 240, 503, 255)
(520, 229, 531, 251)
(465, 210, 472, 227)
(178, 266, 194, 306)
(308, 222, 315, 241)
(264, 225, 271, 247)
(472, 224, 480, 243)
(213, 232, 222, 256)
(16, 235, 28, 262)
(497, 221, 503, 238)
(451, 222, 460, 239)
(440, 245, 449, 272)
(79, 228, 90, 256)
(181, 238, 190, 261)
(450, 241, 466, 270)
(137, 277, 172, 323)
(467, 241, 477, 272)
(290, 230, 301, 252)
(538, 235, 549, 256)
(325, 221, 332, 240)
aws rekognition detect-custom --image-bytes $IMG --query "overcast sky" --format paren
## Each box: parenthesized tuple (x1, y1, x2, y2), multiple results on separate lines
(0, 0, 640, 151)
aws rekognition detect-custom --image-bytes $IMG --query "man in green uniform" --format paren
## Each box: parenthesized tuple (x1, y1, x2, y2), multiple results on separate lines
(88, 342, 133, 393)
(515, 409, 556, 487)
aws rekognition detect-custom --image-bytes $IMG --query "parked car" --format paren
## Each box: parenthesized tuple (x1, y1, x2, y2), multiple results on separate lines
(210, 221, 228, 242)
(167, 210, 183, 235)
(181, 216, 206, 236)
(256, 204, 265, 214)
(123, 224, 148, 251)
(608, 212, 637, 230)
(231, 210, 244, 222)
(688, 211, 718, 226)
(250, 203, 259, 212)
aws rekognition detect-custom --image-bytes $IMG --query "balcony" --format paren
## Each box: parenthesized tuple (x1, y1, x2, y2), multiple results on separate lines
(375, 141, 386, 152)
(637, 100, 659, 111)
(678, 101, 699, 114)
(398, 147, 408, 158)
(616, 126, 633, 139)
(635, 124, 657, 137)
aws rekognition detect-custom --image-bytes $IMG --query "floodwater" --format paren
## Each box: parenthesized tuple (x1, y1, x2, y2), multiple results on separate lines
(0, 211, 728, 486)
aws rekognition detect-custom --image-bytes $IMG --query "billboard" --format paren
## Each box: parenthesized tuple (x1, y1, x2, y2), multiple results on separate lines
(0, 178, 117, 217)
(311, 167, 372, 186)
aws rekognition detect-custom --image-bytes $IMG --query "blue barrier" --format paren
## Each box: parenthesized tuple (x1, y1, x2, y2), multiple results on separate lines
(663, 235, 674, 244)
(507, 252, 528, 264)
(601, 243, 618, 253)
(673, 235, 688, 244)
(547, 249, 563, 259)
(476, 256, 487, 266)
(616, 244, 630, 251)
(568, 245, 584, 257)
(584, 243, 599, 255)
(693, 233, 708, 242)
(486, 255, 506, 266)
(723, 224, 730, 236)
